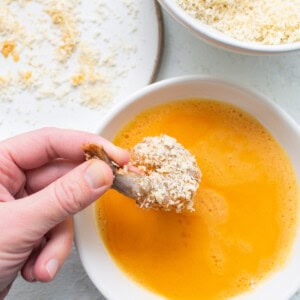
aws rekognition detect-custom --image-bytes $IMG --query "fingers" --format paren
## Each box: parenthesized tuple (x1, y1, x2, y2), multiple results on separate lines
(25, 160, 78, 194)
(21, 238, 45, 282)
(1, 127, 129, 170)
(0, 184, 15, 202)
(0, 282, 13, 299)
(18, 159, 113, 236)
(21, 219, 73, 283)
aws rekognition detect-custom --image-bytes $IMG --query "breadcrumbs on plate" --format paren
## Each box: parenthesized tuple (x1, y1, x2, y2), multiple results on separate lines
(177, 0, 300, 44)
(19, 70, 32, 86)
(128, 135, 201, 212)
(71, 73, 84, 86)
(0, 0, 139, 108)
(46, 5, 79, 61)
(1, 40, 16, 58)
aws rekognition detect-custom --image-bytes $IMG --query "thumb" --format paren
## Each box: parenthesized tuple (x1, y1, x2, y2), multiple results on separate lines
(20, 159, 113, 234)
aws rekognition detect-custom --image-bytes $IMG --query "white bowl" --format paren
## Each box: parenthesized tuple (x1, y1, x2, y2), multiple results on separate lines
(157, 0, 300, 55)
(74, 76, 300, 300)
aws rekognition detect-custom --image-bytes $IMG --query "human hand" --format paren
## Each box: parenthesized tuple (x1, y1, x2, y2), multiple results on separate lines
(0, 128, 129, 299)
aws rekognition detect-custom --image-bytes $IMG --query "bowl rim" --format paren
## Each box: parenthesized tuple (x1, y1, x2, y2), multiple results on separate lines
(157, 0, 300, 54)
(75, 75, 300, 300)
(96, 75, 300, 134)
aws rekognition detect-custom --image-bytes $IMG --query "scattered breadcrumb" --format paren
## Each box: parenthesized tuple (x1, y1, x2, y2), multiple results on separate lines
(0, 0, 139, 108)
(128, 135, 201, 212)
(1, 40, 18, 60)
(177, 0, 300, 45)
(45, 3, 80, 62)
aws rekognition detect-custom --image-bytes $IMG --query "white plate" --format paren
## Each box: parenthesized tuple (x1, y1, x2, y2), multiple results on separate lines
(0, 0, 163, 140)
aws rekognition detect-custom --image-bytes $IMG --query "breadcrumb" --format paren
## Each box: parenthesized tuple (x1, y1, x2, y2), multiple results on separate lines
(1, 40, 16, 58)
(177, 0, 300, 45)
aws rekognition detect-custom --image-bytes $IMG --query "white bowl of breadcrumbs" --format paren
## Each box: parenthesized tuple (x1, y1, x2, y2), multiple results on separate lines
(158, 0, 300, 54)
(75, 76, 300, 300)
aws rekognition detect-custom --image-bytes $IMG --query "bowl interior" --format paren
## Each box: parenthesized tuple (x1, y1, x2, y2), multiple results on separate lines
(75, 77, 300, 300)
(157, 0, 300, 54)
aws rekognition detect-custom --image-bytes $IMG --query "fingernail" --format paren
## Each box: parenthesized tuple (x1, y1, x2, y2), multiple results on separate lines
(29, 267, 36, 282)
(46, 258, 59, 279)
(85, 160, 110, 189)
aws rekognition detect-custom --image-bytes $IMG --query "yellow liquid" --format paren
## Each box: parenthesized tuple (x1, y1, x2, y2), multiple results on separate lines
(96, 100, 299, 300)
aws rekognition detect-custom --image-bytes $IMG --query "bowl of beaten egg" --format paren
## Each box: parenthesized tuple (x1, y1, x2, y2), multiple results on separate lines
(74, 76, 300, 300)
(157, 0, 300, 54)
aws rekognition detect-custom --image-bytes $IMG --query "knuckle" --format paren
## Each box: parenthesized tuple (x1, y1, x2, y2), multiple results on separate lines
(53, 181, 84, 216)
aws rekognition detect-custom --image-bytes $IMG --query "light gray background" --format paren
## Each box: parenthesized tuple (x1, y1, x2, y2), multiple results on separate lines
(7, 4, 300, 300)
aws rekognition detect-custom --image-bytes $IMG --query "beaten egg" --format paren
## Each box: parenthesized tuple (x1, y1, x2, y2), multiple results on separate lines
(95, 99, 299, 300)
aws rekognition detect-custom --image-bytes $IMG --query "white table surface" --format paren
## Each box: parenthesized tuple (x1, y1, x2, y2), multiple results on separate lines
(6, 6, 300, 300)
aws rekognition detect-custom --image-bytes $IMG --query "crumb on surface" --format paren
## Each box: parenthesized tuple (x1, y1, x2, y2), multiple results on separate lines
(0, 0, 139, 108)
(1, 40, 17, 58)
